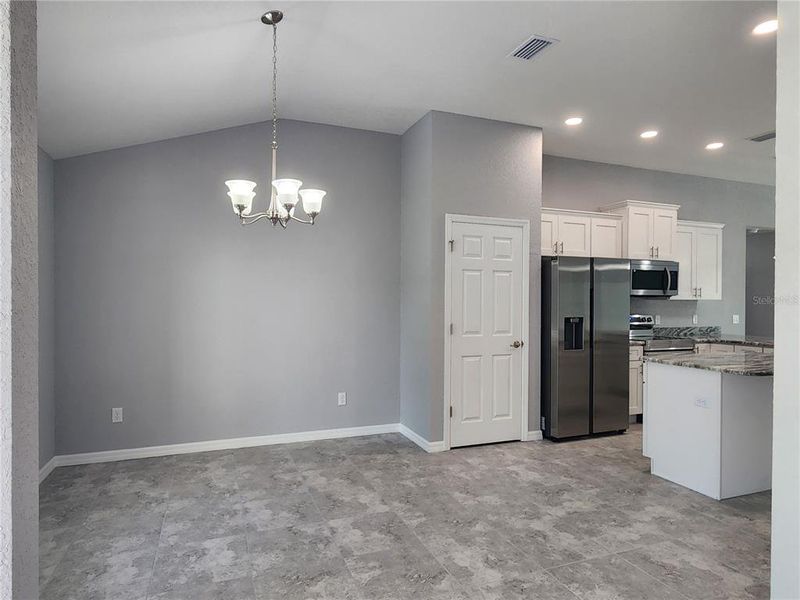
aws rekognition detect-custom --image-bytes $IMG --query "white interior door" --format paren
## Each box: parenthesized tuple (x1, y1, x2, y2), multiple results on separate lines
(449, 220, 525, 447)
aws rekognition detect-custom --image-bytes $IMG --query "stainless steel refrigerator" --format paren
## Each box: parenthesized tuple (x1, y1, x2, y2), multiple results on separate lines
(541, 257, 630, 440)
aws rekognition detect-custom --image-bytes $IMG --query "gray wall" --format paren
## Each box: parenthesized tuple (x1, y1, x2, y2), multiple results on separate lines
(39, 147, 55, 467)
(0, 1, 39, 596)
(399, 113, 434, 440)
(400, 111, 542, 442)
(745, 230, 774, 337)
(542, 155, 775, 334)
(54, 119, 401, 455)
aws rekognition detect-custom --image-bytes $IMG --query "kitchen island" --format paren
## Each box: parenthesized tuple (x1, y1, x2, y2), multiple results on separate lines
(643, 348, 773, 500)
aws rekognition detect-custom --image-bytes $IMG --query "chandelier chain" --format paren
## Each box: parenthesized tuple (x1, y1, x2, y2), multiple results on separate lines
(271, 23, 278, 151)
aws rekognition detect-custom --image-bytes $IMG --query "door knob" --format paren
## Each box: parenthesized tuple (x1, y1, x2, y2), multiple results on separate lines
(511, 340, 524, 348)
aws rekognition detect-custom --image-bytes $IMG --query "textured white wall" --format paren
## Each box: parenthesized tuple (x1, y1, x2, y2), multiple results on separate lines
(771, 2, 800, 597)
(0, 1, 39, 597)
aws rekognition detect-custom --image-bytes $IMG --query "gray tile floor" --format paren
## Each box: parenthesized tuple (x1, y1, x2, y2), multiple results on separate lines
(39, 425, 771, 600)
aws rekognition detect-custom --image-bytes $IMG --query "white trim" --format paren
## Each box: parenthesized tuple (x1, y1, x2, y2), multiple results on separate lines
(444, 214, 530, 451)
(599, 199, 681, 212)
(524, 430, 544, 442)
(677, 219, 725, 230)
(50, 423, 399, 467)
(398, 424, 446, 453)
(542, 207, 622, 220)
(39, 457, 57, 484)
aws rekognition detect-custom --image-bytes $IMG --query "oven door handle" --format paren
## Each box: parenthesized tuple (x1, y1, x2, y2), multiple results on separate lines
(664, 267, 671, 294)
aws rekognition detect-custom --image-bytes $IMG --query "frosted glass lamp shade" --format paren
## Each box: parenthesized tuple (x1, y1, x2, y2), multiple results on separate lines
(225, 180, 257, 215)
(299, 189, 326, 215)
(272, 178, 302, 210)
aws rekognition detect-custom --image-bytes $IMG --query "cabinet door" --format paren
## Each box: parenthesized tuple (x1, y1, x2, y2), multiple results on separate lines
(672, 226, 695, 300)
(590, 217, 622, 258)
(652, 208, 678, 259)
(694, 227, 723, 300)
(626, 206, 654, 259)
(629, 361, 643, 415)
(557, 214, 591, 256)
(541, 213, 557, 256)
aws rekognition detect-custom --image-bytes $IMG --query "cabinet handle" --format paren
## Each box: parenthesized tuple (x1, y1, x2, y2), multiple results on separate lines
(656, 246, 660, 258)
(649, 246, 653, 258)
(554, 242, 558, 254)
(699, 287, 702, 297)
(692, 288, 697, 298)
(559, 241, 564, 254)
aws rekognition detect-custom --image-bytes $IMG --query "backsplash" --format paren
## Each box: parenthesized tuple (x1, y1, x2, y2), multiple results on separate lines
(653, 326, 721, 339)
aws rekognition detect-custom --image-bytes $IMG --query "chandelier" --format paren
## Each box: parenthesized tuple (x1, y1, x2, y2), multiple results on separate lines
(224, 10, 326, 227)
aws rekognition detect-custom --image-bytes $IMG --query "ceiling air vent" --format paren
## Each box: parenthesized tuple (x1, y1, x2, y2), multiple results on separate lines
(748, 131, 776, 142)
(509, 34, 559, 61)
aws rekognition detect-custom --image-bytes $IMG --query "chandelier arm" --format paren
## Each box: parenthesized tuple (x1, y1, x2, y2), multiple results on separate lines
(239, 212, 273, 226)
(288, 213, 315, 225)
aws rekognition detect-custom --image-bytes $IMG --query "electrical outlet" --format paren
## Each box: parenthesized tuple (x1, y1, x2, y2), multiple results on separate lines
(654, 315, 661, 325)
(112, 407, 123, 423)
(732, 314, 740, 324)
(692, 314, 698, 325)
(337, 392, 347, 407)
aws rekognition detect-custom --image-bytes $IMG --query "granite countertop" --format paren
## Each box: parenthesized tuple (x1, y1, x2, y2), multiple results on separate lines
(644, 349, 773, 376)
(691, 335, 774, 348)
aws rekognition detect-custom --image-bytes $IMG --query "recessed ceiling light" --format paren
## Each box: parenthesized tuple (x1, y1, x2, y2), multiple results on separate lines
(640, 130, 658, 139)
(705, 142, 724, 150)
(564, 117, 583, 126)
(752, 19, 778, 35)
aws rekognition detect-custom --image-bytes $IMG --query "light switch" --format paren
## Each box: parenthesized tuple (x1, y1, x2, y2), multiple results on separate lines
(732, 314, 740, 324)
(692, 315, 698, 325)
(654, 315, 661, 325)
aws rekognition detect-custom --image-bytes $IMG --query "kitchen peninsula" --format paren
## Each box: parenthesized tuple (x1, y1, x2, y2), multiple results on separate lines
(643, 346, 773, 500)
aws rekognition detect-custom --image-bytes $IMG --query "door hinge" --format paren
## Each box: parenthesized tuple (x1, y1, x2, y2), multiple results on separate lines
(450, 406, 453, 418)
(449, 323, 454, 335)
(448, 239, 454, 252)
(540, 416, 545, 430)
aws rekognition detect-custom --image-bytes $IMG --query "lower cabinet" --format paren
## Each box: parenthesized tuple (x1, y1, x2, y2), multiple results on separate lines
(629, 347, 644, 415)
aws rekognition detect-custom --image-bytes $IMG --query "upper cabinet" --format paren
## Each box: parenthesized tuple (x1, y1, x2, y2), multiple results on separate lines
(672, 220, 724, 300)
(541, 208, 621, 258)
(600, 201, 680, 260)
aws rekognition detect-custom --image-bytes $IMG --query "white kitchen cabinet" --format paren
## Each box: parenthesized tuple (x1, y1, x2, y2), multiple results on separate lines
(590, 216, 623, 258)
(629, 346, 643, 415)
(541, 212, 557, 256)
(600, 200, 680, 260)
(540, 208, 621, 258)
(672, 220, 724, 300)
(558, 213, 591, 256)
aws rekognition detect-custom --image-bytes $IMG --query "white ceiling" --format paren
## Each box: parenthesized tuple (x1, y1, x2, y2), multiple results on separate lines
(38, 1, 777, 185)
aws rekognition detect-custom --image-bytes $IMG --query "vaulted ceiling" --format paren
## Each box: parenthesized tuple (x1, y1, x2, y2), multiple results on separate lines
(39, 1, 777, 184)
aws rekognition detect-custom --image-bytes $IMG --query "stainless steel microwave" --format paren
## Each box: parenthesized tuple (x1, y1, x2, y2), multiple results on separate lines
(630, 259, 679, 297)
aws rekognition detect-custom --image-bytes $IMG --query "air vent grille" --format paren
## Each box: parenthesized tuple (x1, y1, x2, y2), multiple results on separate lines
(509, 35, 559, 60)
(748, 131, 776, 142)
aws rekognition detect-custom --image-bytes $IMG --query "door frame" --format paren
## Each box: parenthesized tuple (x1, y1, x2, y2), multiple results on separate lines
(443, 214, 530, 450)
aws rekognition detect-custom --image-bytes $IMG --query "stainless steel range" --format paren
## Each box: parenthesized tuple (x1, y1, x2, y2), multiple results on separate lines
(629, 314, 695, 352)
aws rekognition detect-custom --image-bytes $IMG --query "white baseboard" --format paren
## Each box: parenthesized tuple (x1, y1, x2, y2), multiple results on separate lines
(39, 421, 454, 479)
(525, 430, 543, 441)
(398, 424, 446, 453)
(49, 423, 401, 469)
(39, 457, 57, 483)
